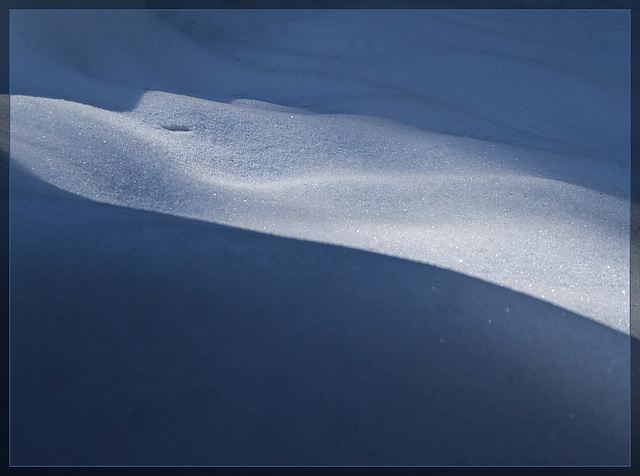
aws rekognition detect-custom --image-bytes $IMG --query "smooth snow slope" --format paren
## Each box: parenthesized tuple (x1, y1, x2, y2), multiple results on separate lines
(10, 9, 630, 332)
(9, 9, 630, 465)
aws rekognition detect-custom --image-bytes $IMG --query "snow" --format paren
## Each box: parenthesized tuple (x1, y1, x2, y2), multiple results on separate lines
(9, 9, 630, 465)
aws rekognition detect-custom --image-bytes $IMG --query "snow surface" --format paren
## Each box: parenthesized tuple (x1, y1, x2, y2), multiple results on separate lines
(9, 9, 630, 465)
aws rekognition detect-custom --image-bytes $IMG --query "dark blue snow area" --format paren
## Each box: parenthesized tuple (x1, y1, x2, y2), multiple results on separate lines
(9, 169, 629, 465)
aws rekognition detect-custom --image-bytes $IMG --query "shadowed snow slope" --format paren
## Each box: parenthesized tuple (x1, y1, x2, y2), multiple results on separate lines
(9, 9, 630, 465)
(10, 168, 630, 465)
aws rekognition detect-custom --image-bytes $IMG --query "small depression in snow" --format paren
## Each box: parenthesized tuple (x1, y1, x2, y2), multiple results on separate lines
(161, 124, 192, 132)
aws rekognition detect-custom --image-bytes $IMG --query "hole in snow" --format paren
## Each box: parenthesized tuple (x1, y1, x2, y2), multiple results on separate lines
(161, 124, 192, 132)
